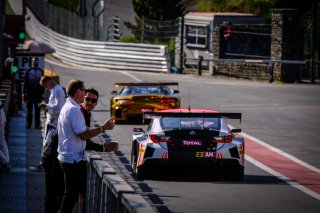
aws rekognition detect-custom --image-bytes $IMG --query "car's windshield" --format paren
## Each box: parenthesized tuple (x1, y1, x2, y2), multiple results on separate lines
(120, 86, 171, 95)
(160, 116, 220, 130)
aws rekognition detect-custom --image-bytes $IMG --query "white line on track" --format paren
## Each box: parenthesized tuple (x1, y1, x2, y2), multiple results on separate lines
(246, 155, 320, 201)
(239, 131, 320, 174)
(229, 125, 320, 200)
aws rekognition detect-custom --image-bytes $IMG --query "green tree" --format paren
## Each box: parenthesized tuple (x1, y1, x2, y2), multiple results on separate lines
(132, 0, 186, 20)
(48, 0, 77, 12)
(193, 0, 277, 21)
(193, 0, 316, 21)
(125, 0, 187, 43)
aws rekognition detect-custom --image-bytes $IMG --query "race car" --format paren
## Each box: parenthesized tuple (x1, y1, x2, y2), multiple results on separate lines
(110, 82, 181, 123)
(130, 108, 244, 180)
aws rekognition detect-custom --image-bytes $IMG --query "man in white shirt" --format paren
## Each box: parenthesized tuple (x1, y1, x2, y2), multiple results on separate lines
(39, 76, 66, 134)
(29, 76, 66, 211)
(57, 79, 115, 212)
(29, 76, 66, 172)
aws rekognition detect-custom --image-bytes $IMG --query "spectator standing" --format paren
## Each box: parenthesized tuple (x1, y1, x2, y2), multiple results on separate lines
(23, 57, 44, 129)
(0, 105, 10, 172)
(57, 80, 115, 213)
(39, 76, 66, 143)
(80, 88, 118, 152)
(223, 21, 234, 55)
(27, 76, 65, 212)
(78, 88, 118, 211)
(30, 76, 66, 172)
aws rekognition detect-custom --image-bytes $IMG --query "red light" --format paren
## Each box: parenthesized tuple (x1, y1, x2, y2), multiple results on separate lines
(212, 135, 233, 143)
(160, 98, 175, 103)
(117, 99, 134, 104)
(149, 134, 172, 142)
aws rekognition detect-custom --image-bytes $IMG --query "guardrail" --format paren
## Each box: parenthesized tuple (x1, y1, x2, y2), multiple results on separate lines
(25, 7, 170, 72)
(83, 151, 154, 213)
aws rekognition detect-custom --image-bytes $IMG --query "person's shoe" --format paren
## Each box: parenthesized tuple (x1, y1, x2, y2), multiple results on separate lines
(29, 164, 44, 172)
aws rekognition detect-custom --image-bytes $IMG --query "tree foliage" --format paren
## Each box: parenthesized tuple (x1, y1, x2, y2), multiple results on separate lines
(132, 0, 187, 20)
(48, 0, 77, 12)
(193, 0, 315, 21)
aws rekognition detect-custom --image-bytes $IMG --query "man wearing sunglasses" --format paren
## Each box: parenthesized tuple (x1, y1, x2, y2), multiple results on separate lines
(80, 88, 118, 152)
(57, 80, 116, 213)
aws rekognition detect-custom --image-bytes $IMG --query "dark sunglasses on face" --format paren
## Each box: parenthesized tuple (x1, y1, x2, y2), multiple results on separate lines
(85, 97, 97, 103)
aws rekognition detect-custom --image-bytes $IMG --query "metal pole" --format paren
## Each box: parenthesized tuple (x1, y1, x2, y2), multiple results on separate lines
(311, 0, 318, 83)
(179, 16, 184, 72)
(141, 17, 144, 43)
(268, 62, 274, 83)
(198, 56, 203, 76)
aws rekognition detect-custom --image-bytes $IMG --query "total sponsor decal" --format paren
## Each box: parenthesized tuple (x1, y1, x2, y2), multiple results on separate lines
(182, 140, 202, 146)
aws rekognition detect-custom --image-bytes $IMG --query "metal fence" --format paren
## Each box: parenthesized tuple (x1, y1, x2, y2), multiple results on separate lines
(223, 24, 271, 60)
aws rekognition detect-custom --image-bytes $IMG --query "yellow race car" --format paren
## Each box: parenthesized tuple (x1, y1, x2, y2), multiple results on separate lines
(110, 82, 181, 123)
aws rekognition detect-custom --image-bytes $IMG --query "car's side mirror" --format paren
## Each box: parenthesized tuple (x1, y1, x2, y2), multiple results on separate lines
(111, 90, 117, 96)
(231, 128, 241, 133)
(173, 90, 179, 94)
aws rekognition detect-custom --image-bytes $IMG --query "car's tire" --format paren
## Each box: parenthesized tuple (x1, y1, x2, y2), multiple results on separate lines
(135, 166, 146, 180)
(230, 166, 244, 181)
(131, 141, 145, 179)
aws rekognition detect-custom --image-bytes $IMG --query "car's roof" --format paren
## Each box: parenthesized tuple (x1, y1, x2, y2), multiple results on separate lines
(115, 82, 178, 87)
(158, 108, 220, 113)
(144, 108, 241, 120)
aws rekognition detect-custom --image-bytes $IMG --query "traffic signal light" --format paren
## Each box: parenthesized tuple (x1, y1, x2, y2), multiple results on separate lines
(11, 64, 19, 74)
(18, 19, 26, 43)
(113, 16, 120, 41)
(3, 15, 26, 44)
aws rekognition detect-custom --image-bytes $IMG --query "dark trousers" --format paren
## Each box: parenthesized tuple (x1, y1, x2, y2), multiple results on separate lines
(43, 157, 64, 213)
(26, 97, 41, 127)
(59, 160, 87, 213)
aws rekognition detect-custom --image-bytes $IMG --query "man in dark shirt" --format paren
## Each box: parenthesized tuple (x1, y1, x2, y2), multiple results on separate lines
(80, 88, 118, 152)
(23, 57, 44, 128)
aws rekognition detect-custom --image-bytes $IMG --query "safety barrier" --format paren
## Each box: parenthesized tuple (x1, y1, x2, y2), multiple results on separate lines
(25, 8, 170, 72)
(84, 151, 154, 213)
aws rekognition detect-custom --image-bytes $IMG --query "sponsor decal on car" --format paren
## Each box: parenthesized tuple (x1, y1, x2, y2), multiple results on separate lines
(161, 151, 168, 159)
(137, 143, 147, 166)
(182, 140, 202, 146)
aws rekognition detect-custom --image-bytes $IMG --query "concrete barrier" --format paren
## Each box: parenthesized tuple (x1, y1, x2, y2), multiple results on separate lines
(84, 151, 154, 213)
(121, 194, 155, 213)
(25, 7, 170, 73)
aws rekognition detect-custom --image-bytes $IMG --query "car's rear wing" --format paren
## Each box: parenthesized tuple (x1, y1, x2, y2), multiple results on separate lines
(143, 111, 242, 122)
(114, 82, 178, 87)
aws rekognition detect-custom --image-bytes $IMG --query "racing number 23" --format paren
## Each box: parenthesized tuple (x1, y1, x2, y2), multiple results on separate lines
(196, 152, 216, 158)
